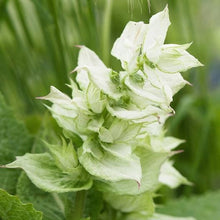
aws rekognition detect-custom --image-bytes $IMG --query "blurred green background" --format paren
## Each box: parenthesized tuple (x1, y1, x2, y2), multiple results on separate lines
(0, 0, 219, 204)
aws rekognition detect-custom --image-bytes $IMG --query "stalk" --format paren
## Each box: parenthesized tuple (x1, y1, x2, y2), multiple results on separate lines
(102, 0, 113, 65)
(68, 190, 87, 220)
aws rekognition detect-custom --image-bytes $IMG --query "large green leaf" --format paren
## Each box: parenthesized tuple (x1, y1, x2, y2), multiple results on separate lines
(5, 153, 92, 193)
(0, 188, 42, 220)
(158, 190, 220, 220)
(0, 93, 33, 194)
(17, 172, 65, 220)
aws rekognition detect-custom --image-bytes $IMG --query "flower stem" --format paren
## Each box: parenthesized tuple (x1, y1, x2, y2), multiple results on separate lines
(102, 0, 113, 66)
(68, 190, 86, 220)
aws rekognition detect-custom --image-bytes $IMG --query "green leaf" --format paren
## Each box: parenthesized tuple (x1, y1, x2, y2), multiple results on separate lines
(0, 93, 33, 194)
(4, 153, 92, 193)
(0, 188, 42, 220)
(17, 172, 65, 220)
(158, 190, 220, 220)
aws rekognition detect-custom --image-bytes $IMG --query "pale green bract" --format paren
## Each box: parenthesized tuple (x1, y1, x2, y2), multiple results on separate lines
(4, 6, 202, 220)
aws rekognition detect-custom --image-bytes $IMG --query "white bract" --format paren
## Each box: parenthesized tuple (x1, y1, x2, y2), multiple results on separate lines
(5, 6, 201, 220)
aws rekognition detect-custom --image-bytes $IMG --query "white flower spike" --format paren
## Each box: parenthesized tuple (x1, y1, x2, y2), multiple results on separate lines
(5, 5, 202, 220)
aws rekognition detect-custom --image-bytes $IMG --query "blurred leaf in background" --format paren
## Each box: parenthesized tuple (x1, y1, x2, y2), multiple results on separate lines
(158, 190, 220, 220)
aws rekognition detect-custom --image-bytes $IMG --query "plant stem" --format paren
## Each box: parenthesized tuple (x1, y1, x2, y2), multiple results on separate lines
(102, 0, 113, 66)
(69, 190, 87, 220)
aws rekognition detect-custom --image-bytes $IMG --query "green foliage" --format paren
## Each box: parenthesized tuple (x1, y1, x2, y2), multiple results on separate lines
(0, 188, 42, 220)
(17, 172, 65, 220)
(0, 93, 33, 194)
(158, 190, 220, 220)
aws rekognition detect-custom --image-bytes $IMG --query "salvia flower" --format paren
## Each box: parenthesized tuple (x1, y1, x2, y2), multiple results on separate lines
(4, 6, 201, 220)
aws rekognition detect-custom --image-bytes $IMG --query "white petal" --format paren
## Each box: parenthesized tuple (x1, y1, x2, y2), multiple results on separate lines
(37, 86, 71, 105)
(49, 104, 77, 119)
(101, 142, 132, 158)
(143, 6, 171, 63)
(107, 104, 163, 121)
(96, 148, 169, 195)
(157, 43, 203, 73)
(78, 139, 142, 183)
(111, 21, 147, 71)
(76, 46, 106, 90)
(159, 160, 191, 188)
(86, 83, 106, 114)
(86, 67, 121, 99)
(157, 71, 188, 95)
(124, 74, 170, 104)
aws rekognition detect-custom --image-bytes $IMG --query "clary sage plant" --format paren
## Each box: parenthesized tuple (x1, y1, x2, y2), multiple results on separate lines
(4, 6, 202, 220)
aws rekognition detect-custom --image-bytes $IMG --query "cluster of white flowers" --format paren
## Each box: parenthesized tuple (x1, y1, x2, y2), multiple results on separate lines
(7, 6, 201, 220)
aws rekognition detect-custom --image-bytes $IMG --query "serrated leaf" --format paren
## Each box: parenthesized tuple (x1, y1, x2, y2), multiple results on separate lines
(4, 153, 92, 193)
(0, 93, 33, 194)
(0, 188, 42, 220)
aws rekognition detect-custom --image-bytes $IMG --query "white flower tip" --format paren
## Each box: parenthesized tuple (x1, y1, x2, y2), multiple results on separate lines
(70, 67, 79, 74)
(198, 61, 204, 67)
(36, 86, 54, 99)
(170, 149, 184, 157)
(163, 4, 170, 22)
(74, 45, 84, 49)
(35, 96, 44, 100)
(186, 81, 193, 86)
